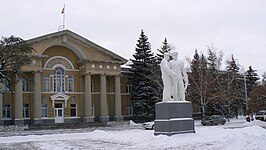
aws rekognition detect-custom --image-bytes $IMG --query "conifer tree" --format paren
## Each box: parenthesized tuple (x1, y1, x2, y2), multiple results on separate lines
(245, 66, 260, 94)
(156, 38, 172, 62)
(249, 84, 266, 112)
(262, 72, 266, 85)
(205, 48, 224, 115)
(188, 50, 209, 120)
(152, 38, 173, 100)
(130, 30, 159, 122)
(224, 55, 243, 120)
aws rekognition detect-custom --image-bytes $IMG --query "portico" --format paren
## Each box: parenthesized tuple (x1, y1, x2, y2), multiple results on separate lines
(0, 30, 130, 125)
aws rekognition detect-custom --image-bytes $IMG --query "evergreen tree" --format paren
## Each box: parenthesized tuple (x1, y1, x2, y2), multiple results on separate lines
(152, 38, 173, 100)
(205, 48, 224, 115)
(187, 50, 209, 120)
(130, 30, 160, 122)
(224, 55, 243, 120)
(262, 72, 266, 85)
(156, 38, 172, 62)
(249, 84, 266, 112)
(187, 50, 200, 105)
(245, 66, 260, 94)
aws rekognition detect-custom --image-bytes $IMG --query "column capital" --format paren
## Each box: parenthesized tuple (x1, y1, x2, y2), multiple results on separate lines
(33, 70, 42, 73)
(81, 72, 92, 76)
(100, 73, 107, 76)
(114, 74, 121, 77)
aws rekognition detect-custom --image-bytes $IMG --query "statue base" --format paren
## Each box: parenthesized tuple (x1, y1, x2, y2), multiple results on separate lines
(154, 101, 195, 136)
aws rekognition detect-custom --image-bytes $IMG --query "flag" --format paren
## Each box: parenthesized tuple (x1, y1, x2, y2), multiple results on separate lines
(61, 6, 65, 14)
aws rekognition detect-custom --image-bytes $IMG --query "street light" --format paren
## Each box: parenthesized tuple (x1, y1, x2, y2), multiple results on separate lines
(237, 61, 248, 116)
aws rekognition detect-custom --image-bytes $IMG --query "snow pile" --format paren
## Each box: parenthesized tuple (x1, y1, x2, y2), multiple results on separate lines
(129, 120, 138, 126)
(242, 120, 266, 128)
(0, 125, 265, 149)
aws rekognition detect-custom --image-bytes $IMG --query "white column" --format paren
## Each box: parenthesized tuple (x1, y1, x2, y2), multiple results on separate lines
(33, 71, 42, 124)
(99, 74, 109, 122)
(84, 74, 94, 122)
(15, 77, 23, 125)
(0, 90, 3, 125)
(114, 75, 123, 121)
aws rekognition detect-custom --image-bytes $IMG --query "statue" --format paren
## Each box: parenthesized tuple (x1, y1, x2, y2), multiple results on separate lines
(156, 52, 195, 136)
(169, 52, 188, 101)
(160, 53, 176, 102)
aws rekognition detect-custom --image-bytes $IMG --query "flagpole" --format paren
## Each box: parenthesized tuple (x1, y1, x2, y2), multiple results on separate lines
(63, 4, 65, 30)
(58, 5, 65, 31)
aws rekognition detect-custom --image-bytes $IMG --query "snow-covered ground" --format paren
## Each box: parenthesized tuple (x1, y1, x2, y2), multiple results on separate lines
(0, 118, 266, 150)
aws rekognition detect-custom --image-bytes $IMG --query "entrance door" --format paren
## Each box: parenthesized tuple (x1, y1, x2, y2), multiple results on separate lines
(54, 103, 64, 123)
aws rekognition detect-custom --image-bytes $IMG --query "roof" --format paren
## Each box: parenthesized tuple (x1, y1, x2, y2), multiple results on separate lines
(27, 30, 127, 64)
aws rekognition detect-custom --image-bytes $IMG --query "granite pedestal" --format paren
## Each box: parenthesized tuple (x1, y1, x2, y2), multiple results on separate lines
(154, 101, 195, 136)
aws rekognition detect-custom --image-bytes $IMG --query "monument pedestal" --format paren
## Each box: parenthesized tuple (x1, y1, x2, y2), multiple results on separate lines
(154, 101, 195, 136)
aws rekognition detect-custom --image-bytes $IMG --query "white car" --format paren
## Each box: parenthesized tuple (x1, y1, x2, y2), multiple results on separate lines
(255, 110, 266, 121)
(142, 121, 155, 130)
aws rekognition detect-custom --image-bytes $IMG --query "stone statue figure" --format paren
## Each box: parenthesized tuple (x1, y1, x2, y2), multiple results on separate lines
(160, 53, 177, 102)
(169, 52, 188, 101)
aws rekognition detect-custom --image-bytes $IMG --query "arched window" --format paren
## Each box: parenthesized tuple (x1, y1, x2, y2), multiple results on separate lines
(54, 67, 65, 92)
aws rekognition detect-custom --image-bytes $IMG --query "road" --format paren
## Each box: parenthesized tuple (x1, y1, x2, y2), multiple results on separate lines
(0, 117, 247, 137)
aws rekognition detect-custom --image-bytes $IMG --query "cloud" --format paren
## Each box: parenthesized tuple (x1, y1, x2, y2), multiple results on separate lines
(0, 0, 265, 76)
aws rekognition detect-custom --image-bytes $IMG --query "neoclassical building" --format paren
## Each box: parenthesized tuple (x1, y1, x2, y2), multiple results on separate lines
(0, 30, 133, 125)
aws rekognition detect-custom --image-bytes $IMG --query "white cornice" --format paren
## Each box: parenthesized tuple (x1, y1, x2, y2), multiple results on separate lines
(50, 92, 70, 108)
(26, 30, 127, 64)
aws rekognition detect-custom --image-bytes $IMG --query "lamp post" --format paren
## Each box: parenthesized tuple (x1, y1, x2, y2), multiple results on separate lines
(237, 62, 248, 115)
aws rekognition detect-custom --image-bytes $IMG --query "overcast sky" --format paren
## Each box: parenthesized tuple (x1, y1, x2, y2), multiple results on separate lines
(1, 0, 266, 76)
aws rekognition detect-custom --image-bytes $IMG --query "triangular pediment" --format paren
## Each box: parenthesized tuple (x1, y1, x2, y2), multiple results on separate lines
(50, 92, 70, 101)
(27, 30, 127, 64)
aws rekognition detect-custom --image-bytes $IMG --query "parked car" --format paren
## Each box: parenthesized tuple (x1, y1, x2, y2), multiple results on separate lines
(142, 121, 155, 130)
(201, 115, 226, 126)
(255, 110, 266, 121)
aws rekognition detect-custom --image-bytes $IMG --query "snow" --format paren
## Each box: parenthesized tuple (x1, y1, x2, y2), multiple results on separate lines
(0, 119, 265, 150)
(242, 120, 266, 128)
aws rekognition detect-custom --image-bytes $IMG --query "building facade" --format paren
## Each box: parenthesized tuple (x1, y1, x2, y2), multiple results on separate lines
(0, 30, 132, 125)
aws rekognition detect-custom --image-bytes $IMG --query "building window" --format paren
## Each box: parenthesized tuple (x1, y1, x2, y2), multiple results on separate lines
(3, 104, 11, 118)
(41, 104, 48, 117)
(22, 79, 29, 92)
(91, 80, 94, 92)
(68, 76, 74, 92)
(127, 102, 133, 116)
(54, 67, 65, 92)
(70, 104, 77, 117)
(23, 104, 30, 118)
(126, 83, 131, 93)
(44, 75, 50, 92)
